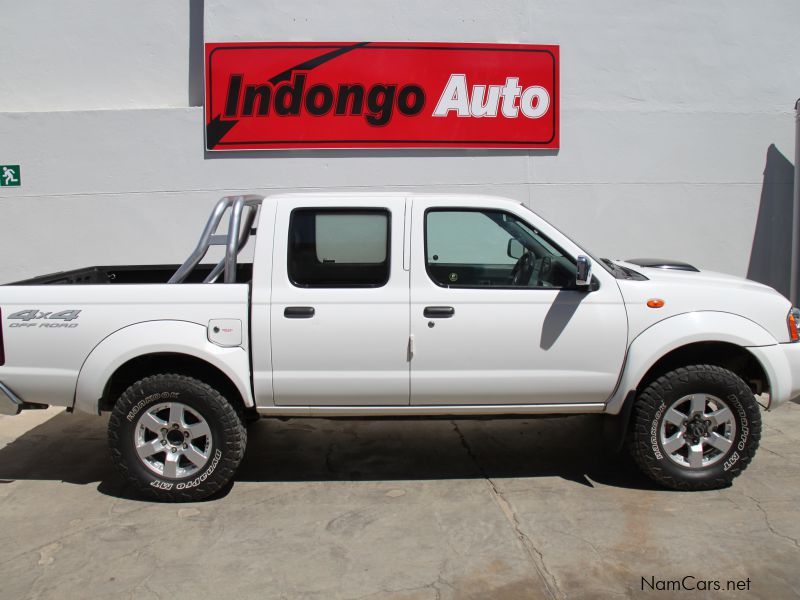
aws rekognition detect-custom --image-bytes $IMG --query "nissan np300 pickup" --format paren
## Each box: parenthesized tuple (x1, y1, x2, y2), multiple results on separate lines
(1, 193, 798, 500)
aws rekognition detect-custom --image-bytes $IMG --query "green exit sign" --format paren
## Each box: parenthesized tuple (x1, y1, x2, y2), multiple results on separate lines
(0, 165, 21, 187)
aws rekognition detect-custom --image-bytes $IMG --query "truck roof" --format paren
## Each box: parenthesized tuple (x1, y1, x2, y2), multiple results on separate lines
(265, 192, 525, 209)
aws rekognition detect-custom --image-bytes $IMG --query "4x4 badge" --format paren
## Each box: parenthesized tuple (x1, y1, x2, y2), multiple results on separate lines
(7, 310, 81, 322)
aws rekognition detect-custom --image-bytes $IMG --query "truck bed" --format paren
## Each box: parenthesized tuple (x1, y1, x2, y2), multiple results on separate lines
(7, 264, 254, 286)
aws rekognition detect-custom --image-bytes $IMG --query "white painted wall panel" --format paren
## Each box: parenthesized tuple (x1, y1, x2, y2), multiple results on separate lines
(0, 109, 531, 198)
(205, 0, 800, 113)
(0, 106, 790, 282)
(0, 1, 194, 111)
(533, 184, 762, 275)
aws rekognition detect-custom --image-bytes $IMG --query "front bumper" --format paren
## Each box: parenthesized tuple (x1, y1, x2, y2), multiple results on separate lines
(0, 381, 24, 416)
(748, 342, 800, 409)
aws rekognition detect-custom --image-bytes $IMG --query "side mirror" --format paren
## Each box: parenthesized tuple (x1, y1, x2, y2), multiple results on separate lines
(576, 255, 592, 287)
(507, 238, 524, 260)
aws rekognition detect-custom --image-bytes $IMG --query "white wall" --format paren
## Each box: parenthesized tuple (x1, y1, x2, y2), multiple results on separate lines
(205, 0, 797, 113)
(0, 1, 198, 112)
(0, 0, 797, 289)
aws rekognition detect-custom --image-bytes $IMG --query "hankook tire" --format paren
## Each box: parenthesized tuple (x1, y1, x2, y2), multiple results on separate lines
(629, 365, 761, 490)
(108, 374, 246, 502)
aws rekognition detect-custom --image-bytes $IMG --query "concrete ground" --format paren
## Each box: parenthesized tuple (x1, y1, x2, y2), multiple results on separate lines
(0, 402, 798, 600)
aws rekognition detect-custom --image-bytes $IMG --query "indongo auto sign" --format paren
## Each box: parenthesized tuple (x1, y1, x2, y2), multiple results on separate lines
(204, 42, 559, 150)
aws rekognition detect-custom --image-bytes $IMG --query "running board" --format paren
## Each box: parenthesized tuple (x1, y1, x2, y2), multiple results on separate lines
(255, 403, 606, 418)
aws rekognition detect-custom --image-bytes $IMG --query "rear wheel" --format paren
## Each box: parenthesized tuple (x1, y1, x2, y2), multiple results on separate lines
(108, 374, 246, 501)
(629, 365, 761, 490)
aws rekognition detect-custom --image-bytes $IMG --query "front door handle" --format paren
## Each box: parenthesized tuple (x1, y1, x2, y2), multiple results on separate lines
(284, 306, 315, 319)
(423, 306, 455, 318)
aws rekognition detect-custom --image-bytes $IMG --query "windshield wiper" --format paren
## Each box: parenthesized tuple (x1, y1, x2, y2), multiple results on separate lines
(600, 258, 628, 279)
(600, 258, 648, 281)
(600, 258, 614, 268)
(601, 258, 621, 272)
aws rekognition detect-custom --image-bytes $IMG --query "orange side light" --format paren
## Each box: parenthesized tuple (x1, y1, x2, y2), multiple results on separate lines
(789, 312, 799, 342)
(647, 299, 665, 309)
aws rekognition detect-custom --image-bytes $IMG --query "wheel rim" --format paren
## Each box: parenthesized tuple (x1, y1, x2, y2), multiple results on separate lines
(658, 393, 737, 469)
(133, 402, 213, 479)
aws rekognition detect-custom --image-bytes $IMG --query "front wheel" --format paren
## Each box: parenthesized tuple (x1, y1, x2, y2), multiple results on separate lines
(108, 374, 247, 501)
(629, 365, 761, 490)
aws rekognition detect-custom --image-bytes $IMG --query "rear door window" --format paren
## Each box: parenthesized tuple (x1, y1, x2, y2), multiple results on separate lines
(288, 209, 390, 287)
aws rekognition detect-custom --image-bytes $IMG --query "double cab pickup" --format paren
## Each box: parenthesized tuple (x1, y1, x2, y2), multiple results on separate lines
(1, 193, 798, 500)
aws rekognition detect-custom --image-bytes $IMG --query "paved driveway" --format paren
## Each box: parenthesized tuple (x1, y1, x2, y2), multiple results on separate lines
(1, 401, 798, 599)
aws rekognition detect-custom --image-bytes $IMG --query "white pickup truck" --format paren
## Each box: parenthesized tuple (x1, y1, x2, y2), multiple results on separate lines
(1, 193, 798, 501)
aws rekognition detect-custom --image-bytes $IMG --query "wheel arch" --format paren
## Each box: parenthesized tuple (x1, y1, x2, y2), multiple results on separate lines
(74, 321, 254, 415)
(605, 312, 777, 416)
(99, 352, 249, 415)
(636, 341, 769, 397)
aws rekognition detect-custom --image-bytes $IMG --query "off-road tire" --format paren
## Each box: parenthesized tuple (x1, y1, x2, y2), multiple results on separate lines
(629, 365, 761, 490)
(108, 374, 247, 502)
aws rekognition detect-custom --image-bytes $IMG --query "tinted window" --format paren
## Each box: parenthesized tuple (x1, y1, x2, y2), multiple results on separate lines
(425, 209, 577, 288)
(289, 209, 390, 287)
(427, 211, 517, 266)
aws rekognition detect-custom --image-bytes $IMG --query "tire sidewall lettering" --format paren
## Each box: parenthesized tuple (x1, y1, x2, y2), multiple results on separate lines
(723, 394, 749, 471)
(126, 391, 180, 422)
(651, 402, 666, 460)
(731, 393, 749, 452)
(723, 451, 740, 472)
(175, 449, 223, 490)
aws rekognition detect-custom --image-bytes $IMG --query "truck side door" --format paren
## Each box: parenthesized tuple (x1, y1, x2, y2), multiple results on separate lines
(270, 197, 409, 406)
(409, 198, 628, 407)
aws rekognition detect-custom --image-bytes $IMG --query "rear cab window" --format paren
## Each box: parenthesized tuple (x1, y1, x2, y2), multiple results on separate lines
(288, 208, 391, 287)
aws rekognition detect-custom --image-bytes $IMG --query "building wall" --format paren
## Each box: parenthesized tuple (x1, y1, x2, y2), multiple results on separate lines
(0, 1, 199, 112)
(0, 1, 797, 293)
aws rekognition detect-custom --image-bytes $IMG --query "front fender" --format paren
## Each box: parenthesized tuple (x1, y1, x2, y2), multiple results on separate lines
(605, 311, 777, 414)
(74, 320, 253, 415)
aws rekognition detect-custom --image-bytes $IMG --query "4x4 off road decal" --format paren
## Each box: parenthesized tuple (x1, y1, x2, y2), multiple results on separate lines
(205, 42, 559, 150)
(7, 309, 81, 328)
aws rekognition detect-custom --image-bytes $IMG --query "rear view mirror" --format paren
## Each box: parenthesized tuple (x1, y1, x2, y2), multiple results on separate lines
(507, 238, 524, 260)
(576, 255, 592, 287)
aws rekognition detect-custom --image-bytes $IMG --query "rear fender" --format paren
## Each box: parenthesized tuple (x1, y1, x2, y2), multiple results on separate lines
(74, 321, 253, 415)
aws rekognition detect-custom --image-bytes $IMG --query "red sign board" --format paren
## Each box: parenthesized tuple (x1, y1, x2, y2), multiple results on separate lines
(205, 42, 559, 150)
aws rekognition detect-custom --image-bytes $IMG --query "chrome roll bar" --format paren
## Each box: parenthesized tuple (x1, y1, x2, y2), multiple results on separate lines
(168, 194, 264, 284)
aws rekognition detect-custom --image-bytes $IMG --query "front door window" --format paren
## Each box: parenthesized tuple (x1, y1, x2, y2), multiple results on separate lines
(425, 209, 577, 288)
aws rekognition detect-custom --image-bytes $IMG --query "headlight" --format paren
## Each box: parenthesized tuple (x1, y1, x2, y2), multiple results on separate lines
(788, 308, 800, 342)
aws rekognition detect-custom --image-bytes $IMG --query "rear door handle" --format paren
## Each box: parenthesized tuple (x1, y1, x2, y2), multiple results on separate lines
(423, 306, 455, 318)
(284, 306, 315, 319)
